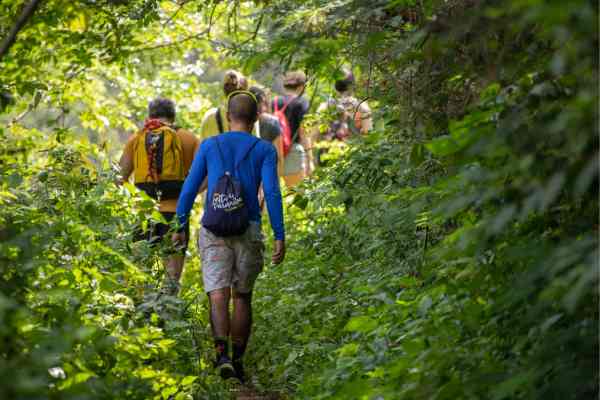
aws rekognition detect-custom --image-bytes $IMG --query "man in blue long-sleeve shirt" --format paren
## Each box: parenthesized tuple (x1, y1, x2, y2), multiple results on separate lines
(173, 91, 285, 382)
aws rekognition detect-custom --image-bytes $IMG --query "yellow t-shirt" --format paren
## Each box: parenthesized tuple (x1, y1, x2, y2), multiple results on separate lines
(123, 128, 200, 213)
(199, 107, 229, 141)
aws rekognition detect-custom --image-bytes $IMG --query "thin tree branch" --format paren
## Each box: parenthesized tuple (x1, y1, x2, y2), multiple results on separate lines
(307, 75, 320, 110)
(127, 28, 216, 53)
(0, 0, 43, 62)
(162, 0, 193, 27)
(238, 11, 264, 47)
(351, 97, 371, 125)
(9, 90, 42, 127)
(207, 3, 218, 38)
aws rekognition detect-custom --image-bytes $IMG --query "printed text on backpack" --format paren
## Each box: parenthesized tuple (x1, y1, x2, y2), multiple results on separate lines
(202, 136, 260, 237)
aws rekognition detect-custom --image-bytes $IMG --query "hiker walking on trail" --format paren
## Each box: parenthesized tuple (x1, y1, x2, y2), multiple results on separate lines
(250, 85, 284, 176)
(173, 91, 285, 382)
(272, 70, 314, 187)
(199, 70, 248, 141)
(119, 98, 200, 295)
(314, 69, 372, 164)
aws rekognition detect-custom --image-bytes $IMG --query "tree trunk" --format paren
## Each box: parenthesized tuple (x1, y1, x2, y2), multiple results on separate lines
(0, 0, 43, 62)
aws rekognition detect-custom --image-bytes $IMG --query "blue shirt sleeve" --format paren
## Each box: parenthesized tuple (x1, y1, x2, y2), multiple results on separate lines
(261, 144, 285, 240)
(176, 140, 208, 229)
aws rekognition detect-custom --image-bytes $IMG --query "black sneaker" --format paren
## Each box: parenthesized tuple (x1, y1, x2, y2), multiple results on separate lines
(232, 359, 245, 383)
(215, 355, 235, 380)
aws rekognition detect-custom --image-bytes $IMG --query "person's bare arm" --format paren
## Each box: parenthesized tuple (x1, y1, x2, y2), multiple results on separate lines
(189, 136, 207, 193)
(299, 126, 314, 175)
(118, 149, 133, 185)
(199, 176, 208, 193)
(272, 136, 285, 176)
(359, 102, 373, 134)
(272, 240, 285, 264)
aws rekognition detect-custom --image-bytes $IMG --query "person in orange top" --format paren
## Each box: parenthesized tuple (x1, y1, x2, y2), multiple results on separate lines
(119, 98, 200, 295)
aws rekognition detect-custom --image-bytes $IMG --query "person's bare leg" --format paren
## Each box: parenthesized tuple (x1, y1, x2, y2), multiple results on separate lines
(230, 289, 252, 381)
(208, 288, 232, 362)
(283, 171, 304, 188)
(163, 254, 184, 295)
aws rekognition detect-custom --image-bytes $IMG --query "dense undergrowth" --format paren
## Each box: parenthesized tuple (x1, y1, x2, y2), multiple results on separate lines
(245, 1, 599, 398)
(0, 130, 237, 399)
(1, 0, 598, 399)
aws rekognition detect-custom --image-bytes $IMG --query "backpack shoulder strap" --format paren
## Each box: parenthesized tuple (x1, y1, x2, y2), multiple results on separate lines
(213, 136, 228, 172)
(280, 96, 295, 113)
(157, 124, 176, 134)
(215, 108, 224, 133)
(234, 138, 260, 170)
(274, 96, 295, 113)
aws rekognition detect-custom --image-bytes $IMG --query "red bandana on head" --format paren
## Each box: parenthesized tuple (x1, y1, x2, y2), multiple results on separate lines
(143, 118, 165, 131)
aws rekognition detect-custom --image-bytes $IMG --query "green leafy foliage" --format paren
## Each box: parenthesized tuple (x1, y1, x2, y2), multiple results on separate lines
(239, 0, 598, 399)
(0, 126, 231, 399)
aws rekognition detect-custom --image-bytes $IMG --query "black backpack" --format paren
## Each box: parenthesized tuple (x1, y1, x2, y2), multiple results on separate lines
(201, 135, 259, 237)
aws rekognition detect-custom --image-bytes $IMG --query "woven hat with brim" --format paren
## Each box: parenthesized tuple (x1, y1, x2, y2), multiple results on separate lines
(283, 70, 307, 87)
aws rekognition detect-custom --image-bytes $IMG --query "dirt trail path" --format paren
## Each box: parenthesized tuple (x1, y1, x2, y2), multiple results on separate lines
(231, 387, 285, 400)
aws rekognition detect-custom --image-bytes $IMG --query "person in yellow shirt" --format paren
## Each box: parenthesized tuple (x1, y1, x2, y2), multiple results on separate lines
(199, 70, 248, 141)
(119, 98, 200, 295)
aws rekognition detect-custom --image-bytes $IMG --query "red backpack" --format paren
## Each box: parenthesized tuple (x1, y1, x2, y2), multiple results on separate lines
(273, 96, 295, 156)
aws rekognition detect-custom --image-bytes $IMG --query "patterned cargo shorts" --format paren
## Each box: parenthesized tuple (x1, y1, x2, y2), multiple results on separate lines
(198, 221, 265, 293)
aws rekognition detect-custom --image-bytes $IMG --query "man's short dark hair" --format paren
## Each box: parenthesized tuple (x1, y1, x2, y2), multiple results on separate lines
(227, 93, 258, 125)
(148, 98, 175, 121)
